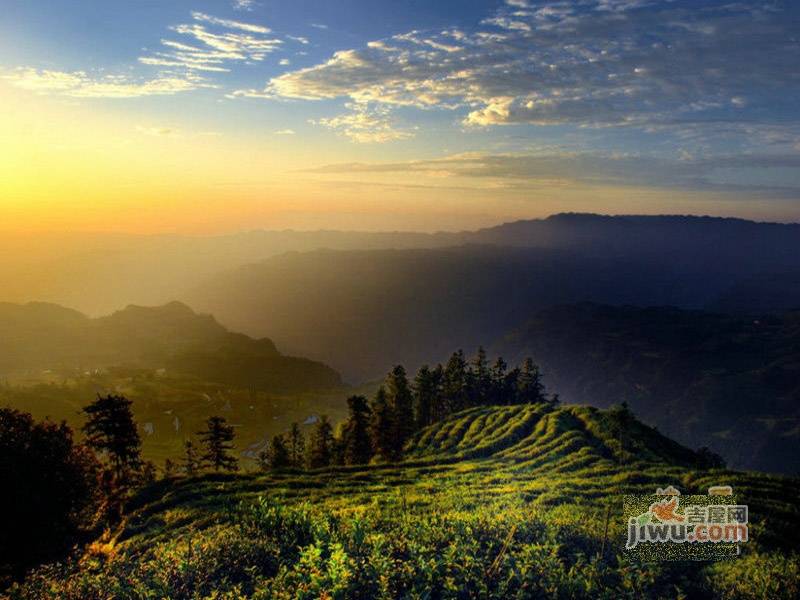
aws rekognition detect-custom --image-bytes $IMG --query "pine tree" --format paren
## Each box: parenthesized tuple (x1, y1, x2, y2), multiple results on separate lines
(163, 458, 177, 478)
(307, 415, 334, 468)
(504, 366, 521, 405)
(369, 386, 394, 462)
(197, 416, 238, 472)
(386, 365, 414, 460)
(413, 365, 437, 429)
(443, 350, 468, 414)
(470, 346, 491, 406)
(182, 439, 201, 476)
(268, 434, 291, 470)
(517, 358, 546, 404)
(429, 364, 446, 422)
(490, 356, 509, 405)
(82, 394, 142, 485)
(341, 395, 373, 465)
(287, 422, 305, 467)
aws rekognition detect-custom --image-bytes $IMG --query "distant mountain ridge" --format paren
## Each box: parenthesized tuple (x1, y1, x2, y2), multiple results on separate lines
(0, 301, 342, 393)
(3, 213, 799, 316)
(189, 212, 800, 381)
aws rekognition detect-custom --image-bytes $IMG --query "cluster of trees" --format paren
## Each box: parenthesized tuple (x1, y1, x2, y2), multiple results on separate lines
(0, 395, 242, 584)
(259, 348, 557, 469)
(1, 348, 551, 581)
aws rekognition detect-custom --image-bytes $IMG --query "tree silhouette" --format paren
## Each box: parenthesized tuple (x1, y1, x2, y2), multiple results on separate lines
(413, 365, 437, 429)
(470, 346, 491, 406)
(341, 395, 373, 465)
(181, 439, 201, 476)
(197, 416, 238, 472)
(268, 434, 291, 470)
(369, 386, 394, 462)
(386, 365, 414, 461)
(1, 408, 99, 579)
(444, 350, 469, 414)
(82, 394, 142, 485)
(517, 358, 546, 404)
(287, 422, 305, 467)
(307, 415, 334, 468)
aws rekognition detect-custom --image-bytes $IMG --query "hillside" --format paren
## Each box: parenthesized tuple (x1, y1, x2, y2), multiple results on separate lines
(189, 244, 717, 381)
(189, 216, 800, 383)
(496, 304, 800, 474)
(0, 301, 342, 394)
(13, 403, 800, 598)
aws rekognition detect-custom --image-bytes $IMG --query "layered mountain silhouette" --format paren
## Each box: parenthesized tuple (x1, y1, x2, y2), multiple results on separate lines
(189, 215, 800, 381)
(4, 214, 799, 317)
(0, 301, 342, 393)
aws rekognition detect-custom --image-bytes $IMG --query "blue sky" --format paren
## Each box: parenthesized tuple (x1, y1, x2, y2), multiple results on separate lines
(2, 0, 800, 231)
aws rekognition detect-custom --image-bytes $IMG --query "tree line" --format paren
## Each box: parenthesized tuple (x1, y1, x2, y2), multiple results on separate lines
(0, 347, 553, 583)
(259, 348, 558, 470)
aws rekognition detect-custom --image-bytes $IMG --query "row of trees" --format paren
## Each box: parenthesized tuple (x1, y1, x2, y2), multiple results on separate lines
(259, 348, 558, 469)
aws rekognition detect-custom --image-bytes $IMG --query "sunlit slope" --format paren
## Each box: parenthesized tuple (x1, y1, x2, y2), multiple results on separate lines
(17, 403, 799, 599)
(116, 404, 797, 551)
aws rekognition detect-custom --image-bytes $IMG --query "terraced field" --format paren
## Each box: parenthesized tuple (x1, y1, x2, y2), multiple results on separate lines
(13, 404, 800, 599)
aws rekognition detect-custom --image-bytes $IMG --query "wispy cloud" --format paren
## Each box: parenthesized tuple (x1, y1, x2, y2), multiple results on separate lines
(274, 128, 296, 135)
(232, 0, 256, 11)
(190, 11, 270, 34)
(139, 11, 282, 73)
(249, 0, 799, 147)
(312, 103, 415, 143)
(309, 151, 800, 198)
(1, 67, 209, 98)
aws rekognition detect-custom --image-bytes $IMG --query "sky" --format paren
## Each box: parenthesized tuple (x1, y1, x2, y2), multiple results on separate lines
(1, 0, 799, 233)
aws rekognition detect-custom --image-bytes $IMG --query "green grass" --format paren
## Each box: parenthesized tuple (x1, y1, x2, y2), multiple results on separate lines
(12, 404, 800, 599)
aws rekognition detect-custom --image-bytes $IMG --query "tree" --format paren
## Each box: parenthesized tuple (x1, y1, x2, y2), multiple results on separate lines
(429, 364, 446, 422)
(0, 408, 99, 579)
(268, 434, 291, 470)
(287, 422, 305, 467)
(413, 365, 437, 429)
(181, 439, 201, 476)
(197, 416, 238, 472)
(369, 386, 393, 462)
(386, 365, 414, 460)
(443, 350, 469, 414)
(341, 395, 373, 465)
(82, 394, 142, 485)
(490, 357, 509, 405)
(307, 415, 334, 468)
(470, 346, 491, 406)
(517, 358, 546, 404)
(163, 458, 177, 478)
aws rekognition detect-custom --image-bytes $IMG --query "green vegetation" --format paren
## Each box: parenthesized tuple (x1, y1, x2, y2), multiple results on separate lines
(0, 369, 354, 466)
(10, 403, 799, 599)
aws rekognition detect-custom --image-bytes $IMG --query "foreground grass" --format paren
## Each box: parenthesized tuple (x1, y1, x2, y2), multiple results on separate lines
(12, 405, 800, 599)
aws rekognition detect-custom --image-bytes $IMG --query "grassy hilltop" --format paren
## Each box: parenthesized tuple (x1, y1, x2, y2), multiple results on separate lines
(13, 403, 800, 599)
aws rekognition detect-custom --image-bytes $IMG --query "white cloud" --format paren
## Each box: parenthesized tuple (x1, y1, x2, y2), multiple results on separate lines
(1, 67, 208, 98)
(274, 128, 296, 135)
(191, 12, 270, 34)
(313, 103, 415, 143)
(279, 58, 291, 66)
(246, 0, 798, 142)
(232, 0, 256, 11)
(139, 11, 282, 73)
